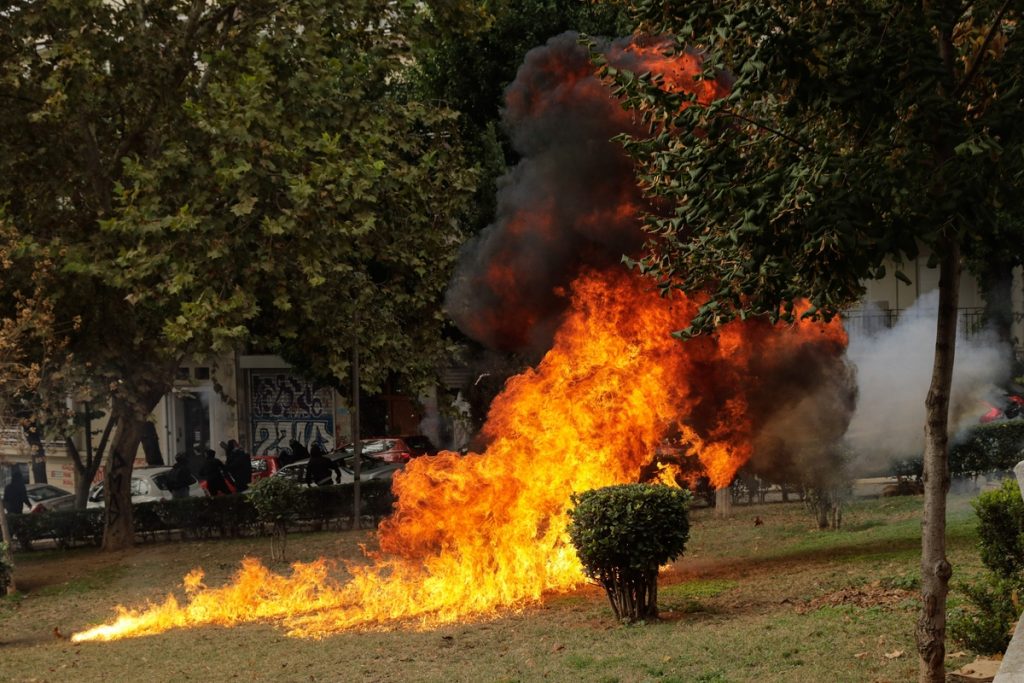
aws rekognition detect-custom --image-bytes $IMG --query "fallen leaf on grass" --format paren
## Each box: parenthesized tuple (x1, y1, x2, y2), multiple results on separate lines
(884, 650, 904, 659)
(947, 651, 968, 659)
(854, 652, 868, 659)
(551, 643, 565, 652)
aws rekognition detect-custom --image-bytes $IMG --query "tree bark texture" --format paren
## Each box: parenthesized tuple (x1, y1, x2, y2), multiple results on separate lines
(101, 411, 145, 551)
(916, 245, 960, 683)
(714, 486, 732, 518)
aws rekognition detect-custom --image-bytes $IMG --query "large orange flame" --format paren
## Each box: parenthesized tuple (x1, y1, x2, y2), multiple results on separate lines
(72, 268, 844, 642)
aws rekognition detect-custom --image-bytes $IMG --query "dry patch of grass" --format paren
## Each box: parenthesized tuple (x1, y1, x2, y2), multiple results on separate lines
(0, 493, 988, 682)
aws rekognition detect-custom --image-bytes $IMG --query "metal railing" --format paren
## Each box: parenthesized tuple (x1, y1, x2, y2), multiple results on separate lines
(842, 307, 989, 339)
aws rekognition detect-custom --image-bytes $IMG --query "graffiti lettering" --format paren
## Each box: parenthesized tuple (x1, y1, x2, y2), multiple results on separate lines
(249, 372, 333, 455)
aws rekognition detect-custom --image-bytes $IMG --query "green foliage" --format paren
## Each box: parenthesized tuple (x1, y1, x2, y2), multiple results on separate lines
(0, 0, 479, 544)
(0, 542, 12, 596)
(567, 484, 689, 622)
(248, 477, 307, 525)
(604, 1, 1023, 335)
(951, 422, 1024, 478)
(949, 574, 1022, 655)
(568, 484, 690, 575)
(948, 481, 1024, 654)
(973, 478, 1024, 580)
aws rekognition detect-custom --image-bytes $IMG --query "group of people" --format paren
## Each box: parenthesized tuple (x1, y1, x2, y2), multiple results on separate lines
(166, 439, 253, 498)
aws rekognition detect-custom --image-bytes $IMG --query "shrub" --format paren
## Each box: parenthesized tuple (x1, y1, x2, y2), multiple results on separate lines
(5, 480, 396, 552)
(567, 483, 690, 623)
(973, 478, 1024, 580)
(950, 479, 1024, 654)
(950, 421, 1024, 478)
(249, 477, 306, 560)
(950, 574, 1022, 654)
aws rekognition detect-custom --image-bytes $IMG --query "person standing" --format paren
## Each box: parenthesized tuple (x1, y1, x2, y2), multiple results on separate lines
(167, 454, 192, 499)
(199, 449, 232, 496)
(304, 443, 338, 486)
(223, 440, 252, 493)
(3, 467, 29, 515)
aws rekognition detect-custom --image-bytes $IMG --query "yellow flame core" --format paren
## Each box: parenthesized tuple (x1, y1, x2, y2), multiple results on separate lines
(72, 270, 843, 642)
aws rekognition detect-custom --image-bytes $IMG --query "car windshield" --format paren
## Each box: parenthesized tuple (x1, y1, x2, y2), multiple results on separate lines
(402, 436, 435, 453)
(336, 454, 386, 473)
(28, 485, 69, 501)
(278, 464, 305, 480)
(336, 440, 395, 456)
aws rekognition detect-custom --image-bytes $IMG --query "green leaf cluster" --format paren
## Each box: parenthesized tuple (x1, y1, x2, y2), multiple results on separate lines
(602, 1, 1024, 335)
(567, 483, 690, 576)
(949, 479, 1024, 653)
(951, 421, 1024, 478)
(0, 0, 481, 423)
(248, 476, 306, 525)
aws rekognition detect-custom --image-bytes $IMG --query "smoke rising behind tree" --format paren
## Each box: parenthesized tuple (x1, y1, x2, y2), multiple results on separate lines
(844, 291, 1010, 475)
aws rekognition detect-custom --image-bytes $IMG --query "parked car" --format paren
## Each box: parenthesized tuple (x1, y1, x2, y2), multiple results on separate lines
(333, 436, 438, 464)
(24, 484, 76, 513)
(86, 466, 204, 507)
(273, 452, 404, 487)
(250, 455, 280, 482)
(333, 453, 405, 484)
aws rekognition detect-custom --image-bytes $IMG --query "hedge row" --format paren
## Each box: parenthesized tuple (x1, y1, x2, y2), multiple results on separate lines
(890, 419, 1024, 480)
(8, 480, 395, 551)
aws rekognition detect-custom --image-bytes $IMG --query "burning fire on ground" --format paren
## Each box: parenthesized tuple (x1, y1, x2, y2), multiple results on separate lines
(72, 34, 851, 643)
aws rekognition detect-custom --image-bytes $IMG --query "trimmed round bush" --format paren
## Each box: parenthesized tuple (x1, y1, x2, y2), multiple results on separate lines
(567, 483, 690, 622)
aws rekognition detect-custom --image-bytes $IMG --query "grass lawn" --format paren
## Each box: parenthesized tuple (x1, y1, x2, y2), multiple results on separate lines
(0, 493, 991, 682)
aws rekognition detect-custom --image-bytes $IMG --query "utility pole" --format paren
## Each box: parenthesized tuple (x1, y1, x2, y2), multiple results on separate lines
(350, 314, 361, 530)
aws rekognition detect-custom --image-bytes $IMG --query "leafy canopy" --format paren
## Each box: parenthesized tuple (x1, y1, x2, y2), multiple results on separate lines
(599, 1, 1023, 334)
(0, 0, 479, 424)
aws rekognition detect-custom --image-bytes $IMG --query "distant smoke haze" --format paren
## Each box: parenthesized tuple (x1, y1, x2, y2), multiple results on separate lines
(844, 291, 1010, 474)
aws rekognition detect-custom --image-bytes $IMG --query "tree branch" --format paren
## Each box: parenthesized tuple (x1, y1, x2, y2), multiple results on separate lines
(719, 108, 811, 152)
(94, 413, 117, 466)
(952, 0, 1013, 100)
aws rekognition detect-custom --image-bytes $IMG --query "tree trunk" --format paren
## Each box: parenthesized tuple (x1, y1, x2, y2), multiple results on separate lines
(916, 244, 960, 683)
(101, 390, 163, 551)
(0, 502, 15, 593)
(67, 405, 115, 510)
(22, 422, 47, 484)
(714, 486, 732, 518)
(102, 411, 145, 551)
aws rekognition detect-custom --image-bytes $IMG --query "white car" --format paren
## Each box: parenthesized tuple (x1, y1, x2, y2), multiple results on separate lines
(273, 453, 403, 487)
(86, 466, 205, 507)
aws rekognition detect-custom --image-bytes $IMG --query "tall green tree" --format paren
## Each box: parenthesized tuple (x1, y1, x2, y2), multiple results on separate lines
(0, 0, 477, 550)
(602, 3, 1023, 680)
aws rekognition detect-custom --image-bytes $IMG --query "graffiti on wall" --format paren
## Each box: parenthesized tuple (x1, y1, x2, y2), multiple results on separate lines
(249, 372, 335, 455)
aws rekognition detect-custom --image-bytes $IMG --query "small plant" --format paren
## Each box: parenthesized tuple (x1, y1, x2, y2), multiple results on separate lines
(949, 574, 1022, 654)
(248, 477, 305, 561)
(972, 478, 1024, 579)
(567, 483, 689, 623)
(950, 479, 1024, 654)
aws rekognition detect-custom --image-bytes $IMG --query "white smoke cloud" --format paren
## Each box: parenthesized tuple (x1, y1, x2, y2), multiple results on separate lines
(844, 290, 1010, 474)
